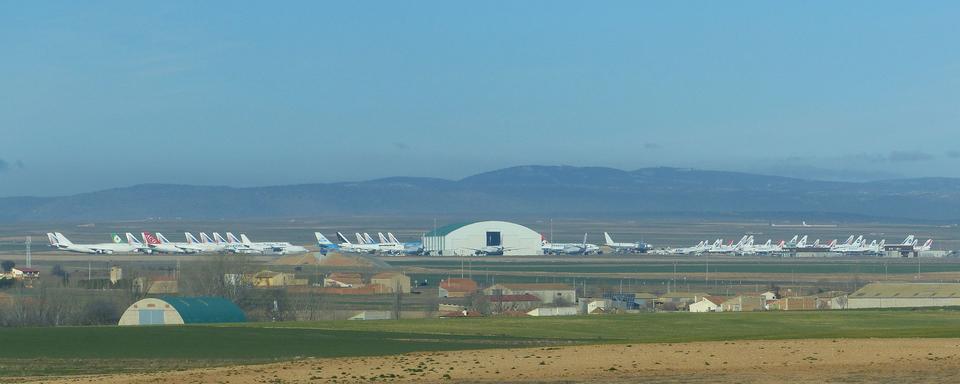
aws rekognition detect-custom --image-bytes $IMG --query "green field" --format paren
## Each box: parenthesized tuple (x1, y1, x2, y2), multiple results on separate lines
(5, 310, 960, 378)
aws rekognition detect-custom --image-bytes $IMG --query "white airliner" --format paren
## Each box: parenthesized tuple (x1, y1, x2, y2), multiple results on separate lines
(542, 234, 600, 255)
(319, 232, 387, 254)
(47, 232, 137, 254)
(125, 232, 153, 253)
(914, 239, 933, 252)
(142, 232, 201, 254)
(603, 232, 651, 253)
(239, 234, 308, 255)
(185, 232, 228, 253)
(738, 236, 784, 255)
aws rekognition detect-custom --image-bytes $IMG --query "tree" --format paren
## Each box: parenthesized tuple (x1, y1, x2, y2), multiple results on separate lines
(1, 261, 14, 273)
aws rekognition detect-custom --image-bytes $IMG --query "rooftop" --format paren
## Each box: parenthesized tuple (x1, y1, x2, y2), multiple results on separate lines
(157, 296, 246, 324)
(851, 283, 960, 298)
(491, 283, 573, 291)
(440, 278, 479, 292)
(424, 222, 475, 237)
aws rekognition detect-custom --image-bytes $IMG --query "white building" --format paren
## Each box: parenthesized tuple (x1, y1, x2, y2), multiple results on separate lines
(527, 307, 578, 317)
(422, 221, 543, 256)
(689, 296, 725, 312)
(847, 283, 960, 309)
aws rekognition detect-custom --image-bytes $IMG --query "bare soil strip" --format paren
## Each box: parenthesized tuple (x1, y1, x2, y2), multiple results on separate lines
(25, 338, 960, 383)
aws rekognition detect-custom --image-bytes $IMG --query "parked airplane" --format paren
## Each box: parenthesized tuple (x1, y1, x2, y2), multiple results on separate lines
(388, 232, 423, 255)
(915, 239, 933, 252)
(47, 232, 137, 254)
(125, 232, 153, 254)
(542, 234, 600, 255)
(239, 234, 308, 255)
(141, 232, 201, 254)
(738, 237, 784, 255)
(603, 232, 651, 253)
(184, 232, 228, 253)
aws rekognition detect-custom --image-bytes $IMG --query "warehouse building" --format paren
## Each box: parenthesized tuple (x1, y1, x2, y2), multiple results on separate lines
(847, 283, 960, 309)
(118, 296, 245, 326)
(371, 272, 411, 294)
(484, 283, 576, 304)
(422, 221, 542, 256)
(439, 278, 479, 298)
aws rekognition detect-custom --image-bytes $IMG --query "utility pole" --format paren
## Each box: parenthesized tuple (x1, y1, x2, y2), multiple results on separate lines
(25, 236, 31, 268)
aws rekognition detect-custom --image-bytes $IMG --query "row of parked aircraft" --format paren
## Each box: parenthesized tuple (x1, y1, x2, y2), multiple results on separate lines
(540, 232, 651, 255)
(654, 235, 933, 256)
(46, 232, 308, 255)
(315, 232, 422, 255)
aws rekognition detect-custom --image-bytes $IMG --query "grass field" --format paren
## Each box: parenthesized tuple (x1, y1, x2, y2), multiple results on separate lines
(5, 310, 960, 378)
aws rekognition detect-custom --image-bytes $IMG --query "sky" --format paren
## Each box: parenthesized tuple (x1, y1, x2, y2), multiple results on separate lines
(2, 1, 959, 197)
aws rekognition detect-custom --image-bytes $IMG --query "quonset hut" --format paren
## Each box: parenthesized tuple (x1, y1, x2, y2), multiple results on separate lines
(118, 296, 246, 326)
(421, 221, 542, 256)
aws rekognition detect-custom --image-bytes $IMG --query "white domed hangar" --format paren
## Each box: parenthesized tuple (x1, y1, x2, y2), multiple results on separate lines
(421, 221, 542, 256)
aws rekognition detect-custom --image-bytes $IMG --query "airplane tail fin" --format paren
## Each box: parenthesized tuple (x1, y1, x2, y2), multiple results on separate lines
(240, 234, 252, 244)
(355, 233, 365, 244)
(337, 232, 352, 244)
(388, 232, 400, 244)
(315, 232, 334, 245)
(185, 232, 200, 244)
(111, 233, 123, 244)
(155, 233, 171, 244)
(226, 232, 241, 244)
(378, 232, 388, 244)
(47, 233, 59, 246)
(604, 232, 614, 246)
(200, 232, 214, 244)
(126, 233, 142, 245)
(142, 232, 161, 245)
(364, 233, 375, 244)
(213, 232, 227, 244)
(54, 232, 73, 246)
(903, 235, 915, 245)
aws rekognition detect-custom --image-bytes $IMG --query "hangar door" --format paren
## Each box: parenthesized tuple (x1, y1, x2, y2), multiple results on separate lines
(139, 309, 165, 325)
(486, 232, 501, 246)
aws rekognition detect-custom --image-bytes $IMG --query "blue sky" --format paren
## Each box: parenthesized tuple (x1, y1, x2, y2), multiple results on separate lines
(2, 1, 959, 196)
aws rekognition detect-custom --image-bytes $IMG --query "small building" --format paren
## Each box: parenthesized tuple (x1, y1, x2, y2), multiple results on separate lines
(816, 291, 849, 310)
(775, 296, 817, 311)
(253, 270, 307, 288)
(689, 296, 726, 312)
(325, 272, 364, 288)
(118, 296, 245, 326)
(110, 266, 123, 284)
(371, 272, 411, 294)
(656, 292, 709, 310)
(484, 293, 542, 314)
(847, 283, 960, 309)
(527, 307, 578, 317)
(580, 298, 612, 314)
(10, 267, 39, 280)
(349, 310, 393, 320)
(439, 278, 479, 298)
(632, 292, 657, 310)
(484, 283, 576, 304)
(720, 295, 765, 312)
(760, 291, 777, 301)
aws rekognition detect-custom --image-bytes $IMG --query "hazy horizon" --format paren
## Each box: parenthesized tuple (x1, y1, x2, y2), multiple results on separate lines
(4, 1, 960, 196)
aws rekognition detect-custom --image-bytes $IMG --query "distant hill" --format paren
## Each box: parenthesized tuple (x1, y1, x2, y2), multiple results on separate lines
(3, 165, 960, 222)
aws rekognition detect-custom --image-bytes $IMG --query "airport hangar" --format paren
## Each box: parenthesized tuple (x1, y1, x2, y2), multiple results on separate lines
(422, 220, 542, 256)
(118, 296, 246, 326)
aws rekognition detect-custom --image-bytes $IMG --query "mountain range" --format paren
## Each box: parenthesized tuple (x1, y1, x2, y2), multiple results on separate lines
(2, 166, 960, 222)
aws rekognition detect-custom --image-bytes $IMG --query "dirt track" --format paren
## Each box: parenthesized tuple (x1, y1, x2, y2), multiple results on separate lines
(26, 338, 960, 383)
